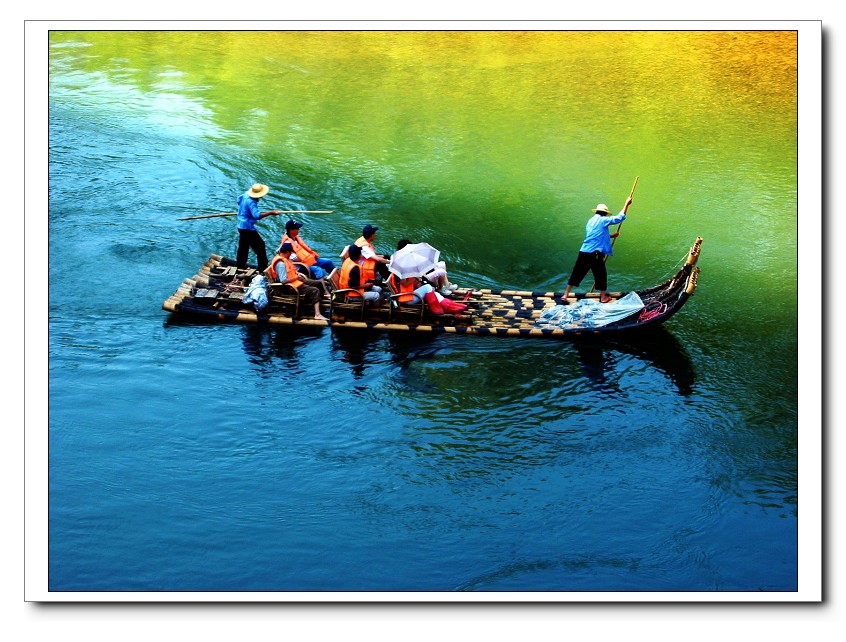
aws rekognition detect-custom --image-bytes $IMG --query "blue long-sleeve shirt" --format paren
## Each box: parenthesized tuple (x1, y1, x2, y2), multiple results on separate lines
(579, 211, 626, 255)
(236, 193, 262, 230)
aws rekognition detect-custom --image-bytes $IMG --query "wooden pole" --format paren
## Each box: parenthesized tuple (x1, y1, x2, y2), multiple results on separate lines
(179, 210, 333, 221)
(609, 176, 639, 250)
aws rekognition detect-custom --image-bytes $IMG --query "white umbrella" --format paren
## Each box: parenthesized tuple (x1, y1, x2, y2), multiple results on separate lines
(388, 242, 441, 279)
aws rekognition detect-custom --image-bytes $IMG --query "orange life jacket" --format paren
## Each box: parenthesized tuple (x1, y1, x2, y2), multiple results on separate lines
(269, 254, 303, 288)
(281, 233, 318, 266)
(389, 273, 417, 303)
(339, 258, 364, 298)
(354, 236, 378, 283)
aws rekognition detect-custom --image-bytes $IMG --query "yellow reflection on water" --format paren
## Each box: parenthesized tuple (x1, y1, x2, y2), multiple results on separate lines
(50, 30, 796, 145)
(49, 29, 798, 284)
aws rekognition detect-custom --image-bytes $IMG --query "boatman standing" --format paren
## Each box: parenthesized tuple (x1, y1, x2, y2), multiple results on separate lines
(561, 196, 633, 304)
(235, 183, 280, 272)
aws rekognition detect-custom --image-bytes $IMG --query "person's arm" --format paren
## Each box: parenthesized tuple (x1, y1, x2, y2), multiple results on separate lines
(244, 199, 263, 222)
(606, 211, 627, 226)
(277, 260, 300, 285)
(374, 246, 390, 264)
(607, 197, 632, 237)
(360, 244, 390, 264)
(349, 266, 361, 289)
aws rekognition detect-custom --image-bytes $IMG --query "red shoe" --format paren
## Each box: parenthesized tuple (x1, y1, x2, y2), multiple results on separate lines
(440, 298, 468, 313)
(424, 290, 445, 314)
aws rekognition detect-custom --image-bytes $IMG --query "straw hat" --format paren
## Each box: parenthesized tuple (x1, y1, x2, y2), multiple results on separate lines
(247, 183, 270, 199)
(592, 203, 612, 215)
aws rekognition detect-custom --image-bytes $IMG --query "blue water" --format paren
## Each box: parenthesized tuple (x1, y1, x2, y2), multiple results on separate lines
(43, 30, 799, 595)
(48, 311, 797, 592)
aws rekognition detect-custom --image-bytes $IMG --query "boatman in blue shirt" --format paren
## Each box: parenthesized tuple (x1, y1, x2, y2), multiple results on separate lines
(561, 196, 633, 304)
(235, 183, 281, 272)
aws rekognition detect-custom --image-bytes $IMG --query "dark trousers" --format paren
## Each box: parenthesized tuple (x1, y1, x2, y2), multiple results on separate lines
(299, 278, 326, 305)
(236, 229, 268, 271)
(568, 251, 608, 291)
(296, 283, 322, 306)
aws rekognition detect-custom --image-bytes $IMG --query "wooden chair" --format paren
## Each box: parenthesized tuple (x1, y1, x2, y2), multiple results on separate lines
(267, 281, 301, 317)
(388, 278, 476, 325)
(293, 262, 311, 278)
(386, 280, 426, 323)
(324, 268, 340, 296)
(263, 263, 306, 318)
(326, 269, 367, 321)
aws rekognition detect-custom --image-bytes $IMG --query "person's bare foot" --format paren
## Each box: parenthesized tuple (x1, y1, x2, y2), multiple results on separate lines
(314, 313, 329, 321)
(600, 296, 613, 304)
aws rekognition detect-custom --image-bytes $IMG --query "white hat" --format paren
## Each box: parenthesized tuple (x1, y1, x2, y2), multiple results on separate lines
(592, 203, 612, 214)
(247, 183, 270, 198)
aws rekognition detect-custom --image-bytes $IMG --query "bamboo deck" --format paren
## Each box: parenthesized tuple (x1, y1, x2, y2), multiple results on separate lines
(162, 238, 702, 338)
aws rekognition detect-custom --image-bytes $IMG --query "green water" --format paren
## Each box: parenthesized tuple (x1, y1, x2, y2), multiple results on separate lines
(45, 29, 800, 594)
(49, 30, 797, 294)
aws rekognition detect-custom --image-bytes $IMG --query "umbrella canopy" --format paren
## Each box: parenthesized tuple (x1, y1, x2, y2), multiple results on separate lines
(388, 242, 441, 279)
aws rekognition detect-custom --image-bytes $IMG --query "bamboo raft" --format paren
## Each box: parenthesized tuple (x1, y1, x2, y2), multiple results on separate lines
(162, 237, 702, 337)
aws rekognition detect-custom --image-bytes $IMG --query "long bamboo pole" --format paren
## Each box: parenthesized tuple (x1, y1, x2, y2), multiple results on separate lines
(179, 210, 333, 221)
(609, 176, 638, 251)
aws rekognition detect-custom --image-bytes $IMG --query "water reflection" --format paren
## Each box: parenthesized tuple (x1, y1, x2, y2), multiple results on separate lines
(574, 328, 696, 397)
(166, 313, 694, 401)
(363, 329, 700, 482)
(400, 328, 696, 405)
(573, 341, 620, 395)
(237, 324, 324, 376)
(329, 328, 385, 380)
(328, 329, 445, 376)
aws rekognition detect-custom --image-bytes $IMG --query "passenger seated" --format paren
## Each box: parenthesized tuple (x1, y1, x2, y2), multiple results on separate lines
(394, 239, 458, 295)
(387, 247, 467, 315)
(388, 272, 435, 304)
(339, 244, 385, 305)
(340, 224, 391, 282)
(267, 242, 328, 321)
(279, 219, 336, 279)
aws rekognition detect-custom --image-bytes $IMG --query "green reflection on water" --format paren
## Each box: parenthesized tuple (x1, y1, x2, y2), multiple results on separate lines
(49, 29, 798, 314)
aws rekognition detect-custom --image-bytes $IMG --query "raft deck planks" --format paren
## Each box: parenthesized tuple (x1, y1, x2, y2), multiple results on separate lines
(162, 238, 702, 337)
